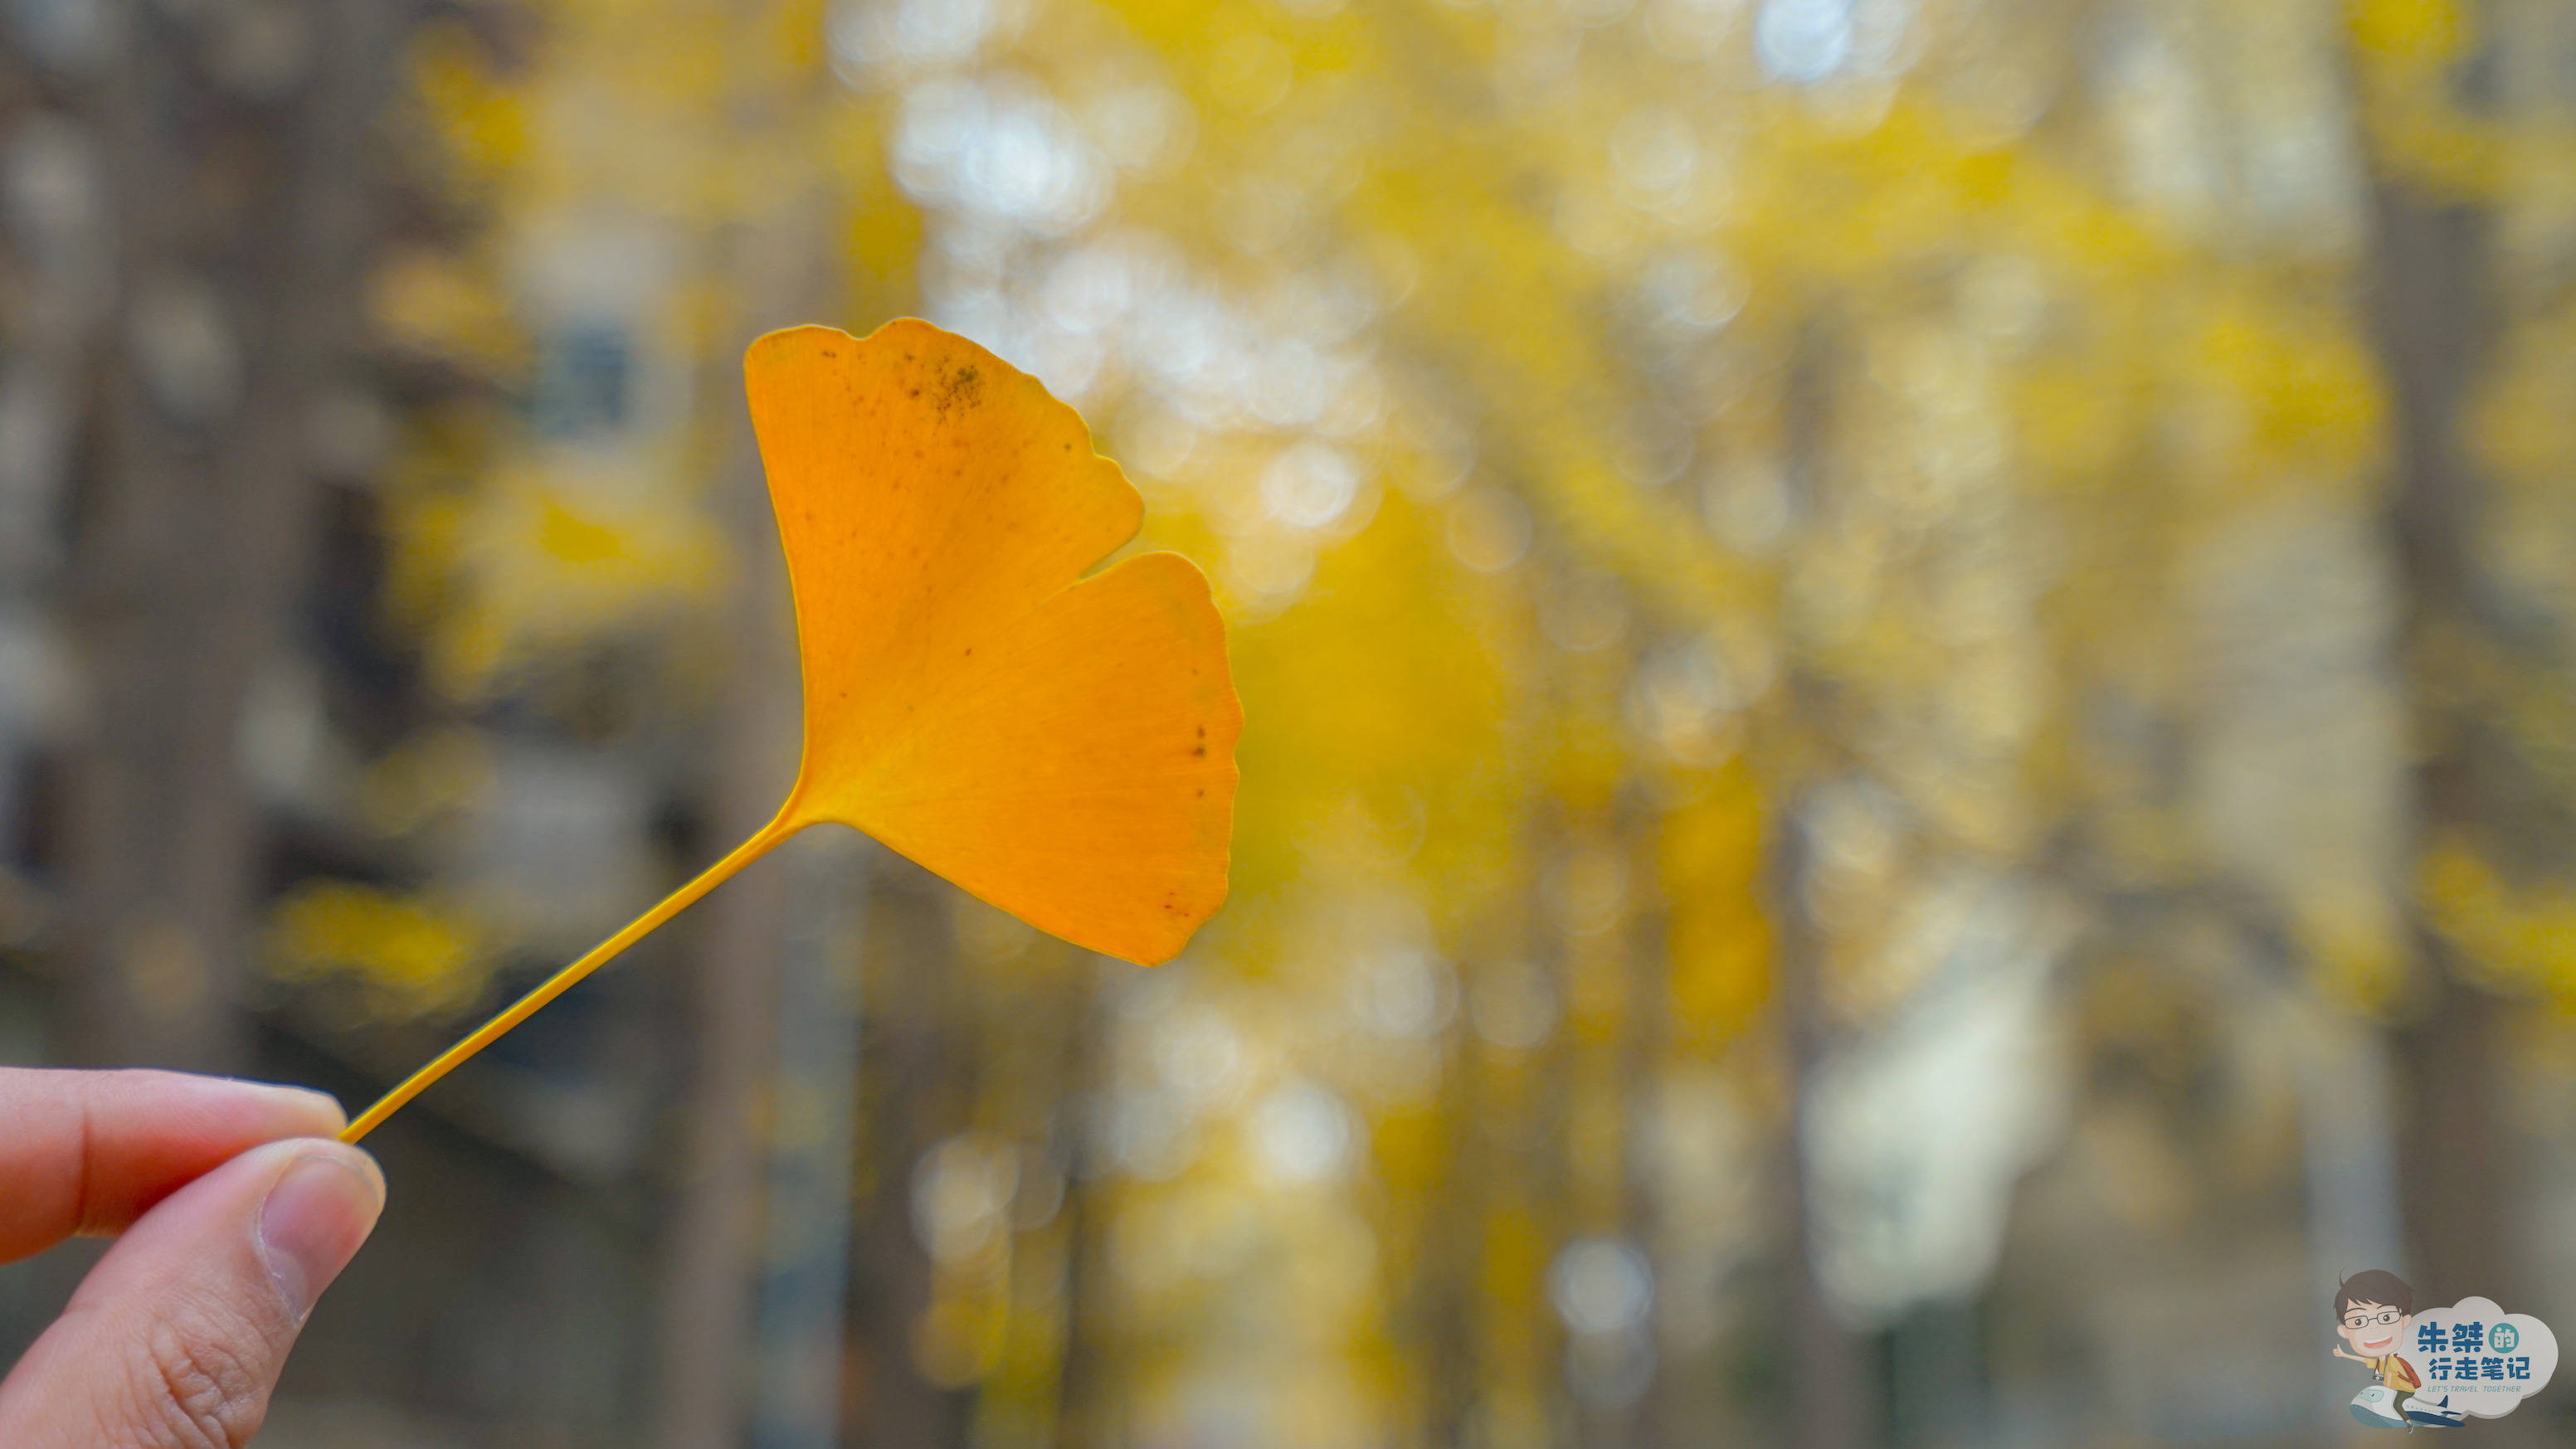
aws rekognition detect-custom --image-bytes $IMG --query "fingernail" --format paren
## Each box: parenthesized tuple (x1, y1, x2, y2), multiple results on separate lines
(256, 1151, 384, 1320)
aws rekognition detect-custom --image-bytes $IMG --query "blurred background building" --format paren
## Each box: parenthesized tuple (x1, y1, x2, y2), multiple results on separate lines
(5, 0, 2576, 1446)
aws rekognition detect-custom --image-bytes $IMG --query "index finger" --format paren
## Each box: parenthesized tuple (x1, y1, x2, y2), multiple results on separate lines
(0, 1067, 347, 1263)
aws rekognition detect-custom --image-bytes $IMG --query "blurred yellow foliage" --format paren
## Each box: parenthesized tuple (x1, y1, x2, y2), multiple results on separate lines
(416, 463, 727, 695)
(270, 882, 492, 1018)
(367, 249, 528, 376)
(2422, 838, 2576, 1009)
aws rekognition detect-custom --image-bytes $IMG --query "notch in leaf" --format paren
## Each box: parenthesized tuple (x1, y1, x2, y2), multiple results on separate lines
(340, 319, 1241, 1143)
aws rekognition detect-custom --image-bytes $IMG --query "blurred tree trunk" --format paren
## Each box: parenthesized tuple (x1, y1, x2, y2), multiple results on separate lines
(652, 177, 837, 1445)
(2364, 180, 2524, 1313)
(750, 836, 869, 1449)
(1768, 314, 1880, 1449)
(1053, 970, 1115, 1449)
(1770, 802, 1878, 1449)
(1620, 797, 1670, 1449)
(61, 0, 405, 1072)
(1415, 988, 1483, 1449)
(851, 860, 976, 1449)
(654, 620, 792, 1449)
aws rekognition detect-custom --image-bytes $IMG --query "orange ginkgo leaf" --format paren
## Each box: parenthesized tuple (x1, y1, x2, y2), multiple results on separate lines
(340, 319, 1239, 1143)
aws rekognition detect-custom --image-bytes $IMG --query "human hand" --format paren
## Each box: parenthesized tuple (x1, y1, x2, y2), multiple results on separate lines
(0, 1067, 383, 1447)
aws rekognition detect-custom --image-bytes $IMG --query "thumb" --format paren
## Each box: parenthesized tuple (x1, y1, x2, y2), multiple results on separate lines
(0, 1138, 384, 1449)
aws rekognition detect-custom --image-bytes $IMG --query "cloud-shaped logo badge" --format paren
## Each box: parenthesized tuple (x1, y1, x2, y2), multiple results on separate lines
(2399, 1297, 2557, 1421)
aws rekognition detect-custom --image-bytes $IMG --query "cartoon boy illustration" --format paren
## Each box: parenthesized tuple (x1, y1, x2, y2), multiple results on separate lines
(2333, 1270, 2458, 1428)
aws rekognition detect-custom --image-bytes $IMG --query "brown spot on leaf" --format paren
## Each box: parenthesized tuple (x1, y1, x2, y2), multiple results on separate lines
(933, 364, 983, 416)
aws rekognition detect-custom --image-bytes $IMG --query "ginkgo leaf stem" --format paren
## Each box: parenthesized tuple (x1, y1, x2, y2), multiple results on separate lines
(339, 812, 803, 1145)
